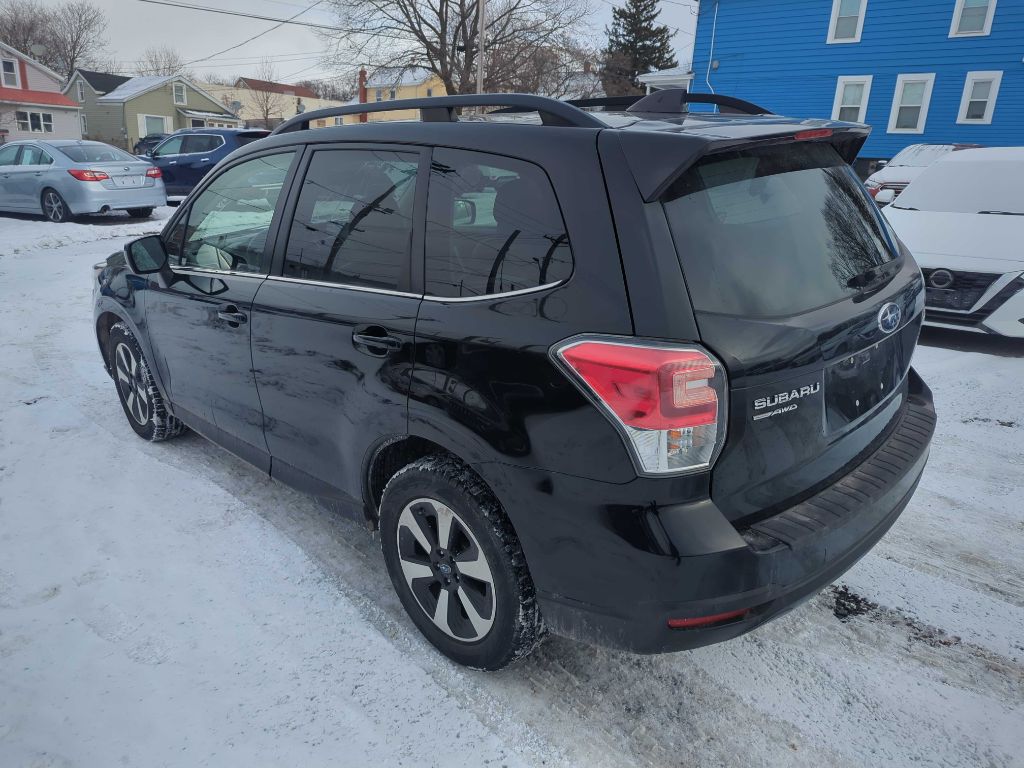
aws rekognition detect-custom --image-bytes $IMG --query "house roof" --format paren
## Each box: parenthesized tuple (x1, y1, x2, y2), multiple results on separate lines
(74, 69, 131, 95)
(0, 86, 80, 109)
(236, 77, 317, 99)
(0, 41, 63, 84)
(97, 75, 177, 102)
(365, 67, 435, 88)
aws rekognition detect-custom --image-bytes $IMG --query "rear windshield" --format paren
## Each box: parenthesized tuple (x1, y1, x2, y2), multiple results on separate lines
(890, 155, 1024, 215)
(58, 144, 137, 163)
(663, 143, 897, 317)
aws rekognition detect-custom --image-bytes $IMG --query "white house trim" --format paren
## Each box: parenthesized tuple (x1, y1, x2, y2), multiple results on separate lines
(957, 70, 1002, 124)
(137, 113, 172, 137)
(1, 56, 20, 88)
(887, 73, 936, 134)
(950, 0, 997, 37)
(831, 75, 873, 123)
(827, 0, 868, 44)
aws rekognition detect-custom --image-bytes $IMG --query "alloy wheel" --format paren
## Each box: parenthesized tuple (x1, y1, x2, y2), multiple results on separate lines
(396, 497, 496, 642)
(43, 191, 65, 222)
(114, 342, 150, 426)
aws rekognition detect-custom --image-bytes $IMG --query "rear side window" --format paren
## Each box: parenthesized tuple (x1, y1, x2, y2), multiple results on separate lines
(424, 148, 572, 298)
(183, 135, 223, 154)
(663, 144, 896, 317)
(283, 149, 418, 290)
(19, 146, 52, 165)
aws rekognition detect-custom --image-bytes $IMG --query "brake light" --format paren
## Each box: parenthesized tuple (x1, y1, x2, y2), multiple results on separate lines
(67, 169, 109, 181)
(554, 339, 728, 474)
(794, 128, 833, 141)
(145, 167, 162, 178)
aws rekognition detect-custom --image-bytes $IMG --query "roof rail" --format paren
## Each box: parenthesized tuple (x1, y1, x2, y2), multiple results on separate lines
(626, 88, 773, 116)
(270, 93, 606, 135)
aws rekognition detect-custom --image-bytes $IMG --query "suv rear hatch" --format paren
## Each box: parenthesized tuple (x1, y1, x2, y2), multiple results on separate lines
(654, 138, 924, 525)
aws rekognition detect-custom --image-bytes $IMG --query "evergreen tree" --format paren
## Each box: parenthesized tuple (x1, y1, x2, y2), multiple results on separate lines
(601, 0, 678, 96)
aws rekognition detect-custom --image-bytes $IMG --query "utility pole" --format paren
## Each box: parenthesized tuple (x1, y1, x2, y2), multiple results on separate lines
(476, 0, 485, 93)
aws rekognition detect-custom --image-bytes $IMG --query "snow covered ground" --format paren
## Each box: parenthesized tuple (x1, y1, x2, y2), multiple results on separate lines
(1, 210, 1022, 767)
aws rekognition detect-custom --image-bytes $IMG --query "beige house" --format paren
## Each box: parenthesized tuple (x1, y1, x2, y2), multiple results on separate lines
(64, 71, 239, 150)
(342, 67, 447, 124)
(0, 41, 81, 141)
(198, 77, 347, 129)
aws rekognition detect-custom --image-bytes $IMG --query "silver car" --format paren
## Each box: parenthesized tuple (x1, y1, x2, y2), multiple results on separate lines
(0, 140, 166, 223)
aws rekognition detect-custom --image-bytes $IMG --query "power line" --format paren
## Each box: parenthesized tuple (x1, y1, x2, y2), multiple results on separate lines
(136, 0, 343, 31)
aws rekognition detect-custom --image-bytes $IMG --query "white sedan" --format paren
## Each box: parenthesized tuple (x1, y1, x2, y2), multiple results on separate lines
(884, 147, 1024, 338)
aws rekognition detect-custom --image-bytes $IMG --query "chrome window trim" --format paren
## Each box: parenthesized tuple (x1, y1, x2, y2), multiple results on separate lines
(422, 281, 565, 302)
(262, 274, 565, 301)
(170, 265, 267, 279)
(265, 274, 420, 298)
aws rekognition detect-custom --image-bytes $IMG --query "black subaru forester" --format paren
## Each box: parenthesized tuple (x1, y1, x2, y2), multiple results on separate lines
(93, 90, 936, 670)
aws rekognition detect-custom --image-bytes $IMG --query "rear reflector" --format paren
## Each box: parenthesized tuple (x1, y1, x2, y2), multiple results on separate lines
(553, 338, 728, 474)
(667, 608, 749, 630)
(794, 128, 834, 141)
(68, 169, 110, 182)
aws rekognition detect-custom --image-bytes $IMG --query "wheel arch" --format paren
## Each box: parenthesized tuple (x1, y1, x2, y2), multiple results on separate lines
(95, 310, 124, 375)
(364, 435, 458, 523)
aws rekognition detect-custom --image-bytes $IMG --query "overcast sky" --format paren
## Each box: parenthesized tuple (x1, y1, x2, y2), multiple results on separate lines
(41, 0, 698, 84)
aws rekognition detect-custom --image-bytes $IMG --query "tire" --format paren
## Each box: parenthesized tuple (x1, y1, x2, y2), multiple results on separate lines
(41, 188, 71, 223)
(108, 322, 185, 442)
(126, 207, 154, 219)
(379, 455, 545, 670)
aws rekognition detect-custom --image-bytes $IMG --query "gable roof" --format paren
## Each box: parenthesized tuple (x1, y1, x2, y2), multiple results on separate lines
(365, 66, 436, 89)
(74, 69, 131, 95)
(0, 41, 65, 84)
(235, 77, 316, 99)
(97, 75, 233, 115)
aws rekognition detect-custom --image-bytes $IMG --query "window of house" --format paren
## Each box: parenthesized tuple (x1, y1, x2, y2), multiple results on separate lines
(426, 87, 433, 97)
(283, 149, 419, 291)
(77, 81, 85, 101)
(950, 0, 997, 36)
(173, 82, 186, 105)
(333, 116, 344, 125)
(957, 70, 1002, 123)
(888, 74, 935, 133)
(16, 111, 53, 133)
(827, 0, 867, 43)
(81, 113, 88, 134)
(389, 88, 397, 99)
(375, 88, 383, 102)
(424, 148, 573, 299)
(1, 58, 18, 88)
(177, 151, 296, 274)
(832, 76, 872, 122)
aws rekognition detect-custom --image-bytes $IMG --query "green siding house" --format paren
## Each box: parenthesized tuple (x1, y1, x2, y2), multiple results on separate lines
(64, 71, 239, 151)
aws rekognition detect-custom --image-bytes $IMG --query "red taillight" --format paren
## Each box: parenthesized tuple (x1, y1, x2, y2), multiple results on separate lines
(145, 167, 162, 178)
(667, 608, 749, 630)
(866, 186, 880, 199)
(67, 169, 109, 181)
(794, 128, 833, 141)
(554, 339, 727, 474)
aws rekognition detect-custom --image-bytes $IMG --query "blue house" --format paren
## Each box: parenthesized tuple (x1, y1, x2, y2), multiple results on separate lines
(688, 0, 1023, 164)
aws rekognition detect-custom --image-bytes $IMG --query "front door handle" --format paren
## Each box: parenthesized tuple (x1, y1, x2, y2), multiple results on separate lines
(352, 331, 401, 356)
(217, 305, 247, 325)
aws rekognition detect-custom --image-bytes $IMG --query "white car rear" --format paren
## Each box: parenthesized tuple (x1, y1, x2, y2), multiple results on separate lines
(884, 147, 1024, 337)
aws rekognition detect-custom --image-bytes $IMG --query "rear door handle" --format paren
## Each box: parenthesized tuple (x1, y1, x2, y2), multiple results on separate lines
(217, 305, 247, 325)
(352, 332, 401, 355)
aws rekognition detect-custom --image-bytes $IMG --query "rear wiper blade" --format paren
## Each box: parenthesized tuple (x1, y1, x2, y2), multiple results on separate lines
(888, 204, 918, 211)
(847, 261, 900, 290)
(977, 210, 1024, 216)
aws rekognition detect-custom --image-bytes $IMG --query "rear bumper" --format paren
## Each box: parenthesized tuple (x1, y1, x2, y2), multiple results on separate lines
(64, 182, 166, 214)
(488, 369, 935, 654)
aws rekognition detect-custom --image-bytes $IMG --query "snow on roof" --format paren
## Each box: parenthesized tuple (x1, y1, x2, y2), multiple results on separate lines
(638, 65, 694, 82)
(98, 75, 176, 102)
(365, 67, 435, 88)
(939, 147, 1024, 164)
(178, 108, 238, 120)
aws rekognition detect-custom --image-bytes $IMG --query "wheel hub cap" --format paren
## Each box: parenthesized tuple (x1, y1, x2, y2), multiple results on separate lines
(396, 498, 496, 642)
(114, 342, 150, 426)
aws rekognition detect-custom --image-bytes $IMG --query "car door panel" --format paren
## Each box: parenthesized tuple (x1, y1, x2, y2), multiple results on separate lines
(8, 146, 52, 210)
(0, 145, 22, 209)
(251, 145, 426, 504)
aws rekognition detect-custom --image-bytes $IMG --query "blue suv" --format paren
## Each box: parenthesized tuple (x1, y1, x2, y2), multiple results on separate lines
(148, 128, 269, 198)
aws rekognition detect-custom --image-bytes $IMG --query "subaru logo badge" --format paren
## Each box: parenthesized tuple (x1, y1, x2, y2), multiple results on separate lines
(878, 302, 901, 334)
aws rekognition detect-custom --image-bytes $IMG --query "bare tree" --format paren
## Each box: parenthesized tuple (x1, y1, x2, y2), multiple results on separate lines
(137, 45, 192, 78)
(487, 36, 601, 98)
(320, 0, 590, 95)
(245, 59, 286, 128)
(0, 0, 107, 80)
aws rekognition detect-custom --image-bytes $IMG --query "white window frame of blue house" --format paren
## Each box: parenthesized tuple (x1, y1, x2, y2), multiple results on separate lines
(832, 76, 873, 123)
(827, 0, 868, 44)
(887, 73, 936, 134)
(949, 0, 997, 37)
(957, 71, 1002, 124)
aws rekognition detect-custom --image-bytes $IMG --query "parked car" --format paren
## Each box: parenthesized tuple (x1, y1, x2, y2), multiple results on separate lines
(865, 143, 980, 206)
(134, 133, 168, 156)
(93, 91, 935, 670)
(884, 147, 1023, 337)
(148, 128, 270, 199)
(0, 140, 165, 222)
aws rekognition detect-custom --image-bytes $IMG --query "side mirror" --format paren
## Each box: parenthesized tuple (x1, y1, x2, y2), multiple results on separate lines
(453, 198, 477, 226)
(125, 235, 168, 275)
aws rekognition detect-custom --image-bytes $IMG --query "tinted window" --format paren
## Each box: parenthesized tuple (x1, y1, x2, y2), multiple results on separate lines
(662, 144, 897, 317)
(59, 144, 135, 163)
(283, 149, 418, 290)
(424, 148, 572, 298)
(183, 134, 223, 154)
(19, 146, 52, 165)
(154, 136, 183, 156)
(177, 151, 295, 274)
